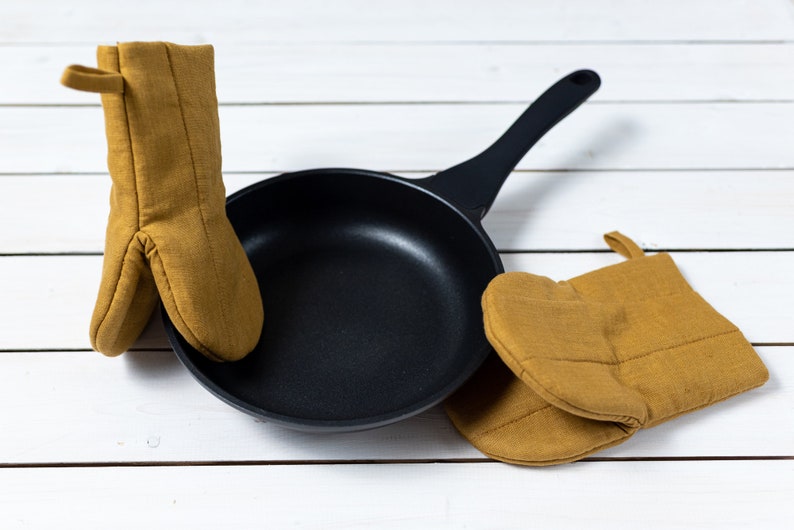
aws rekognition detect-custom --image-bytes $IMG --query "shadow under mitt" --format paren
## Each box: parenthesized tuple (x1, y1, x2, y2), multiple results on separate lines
(61, 42, 263, 361)
(445, 231, 768, 465)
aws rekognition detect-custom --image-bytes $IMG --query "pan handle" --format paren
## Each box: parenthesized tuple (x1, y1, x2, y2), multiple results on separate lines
(422, 69, 600, 219)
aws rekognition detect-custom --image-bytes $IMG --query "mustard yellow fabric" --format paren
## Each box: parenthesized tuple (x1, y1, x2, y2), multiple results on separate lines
(446, 232, 768, 465)
(445, 354, 635, 466)
(61, 42, 263, 361)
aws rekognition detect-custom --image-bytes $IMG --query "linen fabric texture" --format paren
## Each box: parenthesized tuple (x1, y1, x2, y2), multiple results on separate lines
(445, 232, 768, 465)
(61, 42, 263, 361)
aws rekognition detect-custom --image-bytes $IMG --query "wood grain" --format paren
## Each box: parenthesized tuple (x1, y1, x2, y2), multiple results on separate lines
(0, 461, 792, 529)
(3, 170, 793, 253)
(4, 0, 793, 44)
(2, 103, 793, 174)
(1, 252, 791, 350)
(5, 43, 794, 105)
(0, 347, 786, 465)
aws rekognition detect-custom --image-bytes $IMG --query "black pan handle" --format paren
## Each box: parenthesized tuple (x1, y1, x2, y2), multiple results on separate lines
(422, 69, 600, 219)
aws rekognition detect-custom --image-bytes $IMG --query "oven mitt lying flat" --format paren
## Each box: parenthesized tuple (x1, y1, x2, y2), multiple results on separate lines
(445, 232, 768, 465)
(61, 42, 263, 361)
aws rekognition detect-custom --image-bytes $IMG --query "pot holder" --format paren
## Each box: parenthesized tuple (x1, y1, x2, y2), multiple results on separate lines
(445, 231, 768, 465)
(61, 42, 263, 361)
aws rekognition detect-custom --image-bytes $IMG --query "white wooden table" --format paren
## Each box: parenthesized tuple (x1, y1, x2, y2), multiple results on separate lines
(1, 1, 793, 527)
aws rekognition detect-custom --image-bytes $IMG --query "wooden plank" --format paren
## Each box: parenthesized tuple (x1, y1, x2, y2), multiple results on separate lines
(3, 170, 793, 254)
(0, 174, 112, 253)
(2, 103, 793, 174)
(484, 170, 794, 252)
(6, 43, 794, 105)
(1, 252, 791, 351)
(2, 0, 792, 43)
(0, 256, 102, 350)
(0, 461, 791, 529)
(0, 347, 787, 465)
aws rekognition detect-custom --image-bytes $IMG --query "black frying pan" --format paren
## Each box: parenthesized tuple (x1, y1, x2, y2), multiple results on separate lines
(163, 70, 601, 432)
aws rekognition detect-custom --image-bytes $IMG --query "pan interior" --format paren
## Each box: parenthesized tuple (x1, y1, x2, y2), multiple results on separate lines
(174, 170, 501, 429)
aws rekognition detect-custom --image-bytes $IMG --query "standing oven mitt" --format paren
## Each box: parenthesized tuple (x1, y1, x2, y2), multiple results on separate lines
(60, 42, 263, 361)
(445, 232, 768, 465)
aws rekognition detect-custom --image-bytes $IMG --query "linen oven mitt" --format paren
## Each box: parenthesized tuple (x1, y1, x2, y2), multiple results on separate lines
(60, 42, 263, 361)
(445, 231, 768, 465)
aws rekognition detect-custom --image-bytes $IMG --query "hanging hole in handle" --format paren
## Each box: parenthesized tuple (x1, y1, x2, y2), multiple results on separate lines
(570, 71, 596, 86)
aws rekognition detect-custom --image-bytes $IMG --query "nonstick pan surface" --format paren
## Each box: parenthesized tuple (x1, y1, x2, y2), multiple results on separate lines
(164, 70, 601, 432)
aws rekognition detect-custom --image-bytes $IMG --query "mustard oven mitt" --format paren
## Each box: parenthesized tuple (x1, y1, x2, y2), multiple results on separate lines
(61, 42, 263, 361)
(445, 232, 768, 465)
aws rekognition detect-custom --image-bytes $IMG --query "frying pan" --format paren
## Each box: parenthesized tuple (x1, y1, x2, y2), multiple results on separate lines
(163, 69, 601, 432)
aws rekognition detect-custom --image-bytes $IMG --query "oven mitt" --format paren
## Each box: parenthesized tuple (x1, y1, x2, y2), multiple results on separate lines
(445, 231, 768, 465)
(61, 42, 263, 361)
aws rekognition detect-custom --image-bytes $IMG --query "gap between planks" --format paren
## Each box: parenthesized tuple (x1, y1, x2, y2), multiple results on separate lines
(2, 40, 794, 47)
(5, 100, 794, 107)
(4, 249, 794, 258)
(2, 455, 792, 470)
